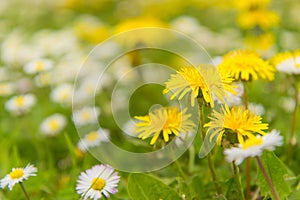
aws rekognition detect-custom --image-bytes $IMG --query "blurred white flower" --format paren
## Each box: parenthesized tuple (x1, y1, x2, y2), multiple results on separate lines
(212, 56, 223, 66)
(34, 72, 52, 87)
(23, 58, 53, 74)
(0, 82, 15, 96)
(122, 120, 137, 137)
(171, 16, 201, 35)
(272, 51, 300, 74)
(0, 164, 37, 190)
(50, 58, 82, 84)
(77, 128, 110, 152)
(72, 107, 100, 127)
(215, 82, 244, 106)
(33, 29, 79, 57)
(76, 164, 120, 200)
(224, 130, 283, 165)
(40, 114, 67, 136)
(279, 97, 295, 113)
(1, 32, 42, 65)
(249, 102, 265, 115)
(50, 83, 73, 105)
(5, 94, 36, 115)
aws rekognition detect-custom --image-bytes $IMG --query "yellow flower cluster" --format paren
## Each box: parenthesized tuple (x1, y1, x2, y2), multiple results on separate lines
(233, 0, 279, 52)
(217, 50, 275, 81)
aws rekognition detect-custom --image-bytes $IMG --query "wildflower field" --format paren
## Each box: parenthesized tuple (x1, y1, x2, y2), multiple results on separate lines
(1, 0, 300, 199)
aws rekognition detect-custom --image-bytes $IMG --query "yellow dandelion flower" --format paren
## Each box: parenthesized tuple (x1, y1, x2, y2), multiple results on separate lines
(232, 0, 271, 11)
(272, 50, 300, 74)
(237, 9, 279, 30)
(113, 17, 168, 46)
(74, 17, 110, 44)
(244, 32, 275, 51)
(114, 17, 167, 33)
(204, 105, 268, 145)
(134, 107, 195, 145)
(163, 65, 236, 107)
(217, 49, 275, 81)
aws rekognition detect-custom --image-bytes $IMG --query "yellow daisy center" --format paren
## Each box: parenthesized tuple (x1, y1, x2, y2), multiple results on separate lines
(9, 169, 24, 179)
(91, 178, 106, 191)
(49, 120, 59, 131)
(86, 131, 99, 142)
(241, 137, 263, 149)
(59, 90, 70, 100)
(81, 112, 91, 120)
(35, 61, 44, 71)
(15, 96, 25, 107)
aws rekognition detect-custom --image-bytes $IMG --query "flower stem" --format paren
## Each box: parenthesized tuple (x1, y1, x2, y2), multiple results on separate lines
(198, 99, 223, 195)
(242, 81, 251, 200)
(232, 162, 245, 200)
(174, 159, 188, 182)
(188, 145, 195, 174)
(19, 182, 30, 200)
(242, 81, 248, 109)
(255, 156, 280, 200)
(286, 82, 299, 163)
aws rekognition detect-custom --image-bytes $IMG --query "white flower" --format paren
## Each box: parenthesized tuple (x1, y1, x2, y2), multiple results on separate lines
(73, 107, 100, 127)
(224, 130, 283, 165)
(279, 97, 295, 113)
(0, 164, 37, 190)
(24, 58, 53, 74)
(0, 82, 15, 97)
(40, 114, 67, 136)
(214, 82, 244, 106)
(50, 83, 73, 105)
(122, 120, 137, 137)
(77, 128, 110, 152)
(5, 94, 36, 115)
(76, 164, 120, 200)
(34, 72, 52, 87)
(171, 16, 201, 35)
(249, 102, 265, 116)
(273, 51, 300, 74)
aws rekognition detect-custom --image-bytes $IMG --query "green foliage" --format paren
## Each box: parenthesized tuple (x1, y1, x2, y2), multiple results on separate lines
(257, 152, 292, 199)
(127, 173, 181, 200)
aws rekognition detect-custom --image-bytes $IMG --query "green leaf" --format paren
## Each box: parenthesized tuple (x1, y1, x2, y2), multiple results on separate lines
(63, 132, 77, 167)
(257, 152, 291, 199)
(127, 173, 181, 200)
(288, 190, 300, 200)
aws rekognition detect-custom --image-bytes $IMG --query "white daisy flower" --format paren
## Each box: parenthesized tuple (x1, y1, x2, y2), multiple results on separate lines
(40, 114, 67, 136)
(224, 130, 283, 165)
(76, 164, 120, 200)
(50, 83, 73, 105)
(72, 107, 100, 127)
(34, 72, 52, 87)
(77, 128, 110, 152)
(249, 102, 265, 116)
(5, 94, 36, 115)
(24, 58, 53, 74)
(0, 164, 37, 190)
(0, 82, 15, 97)
(272, 51, 300, 74)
